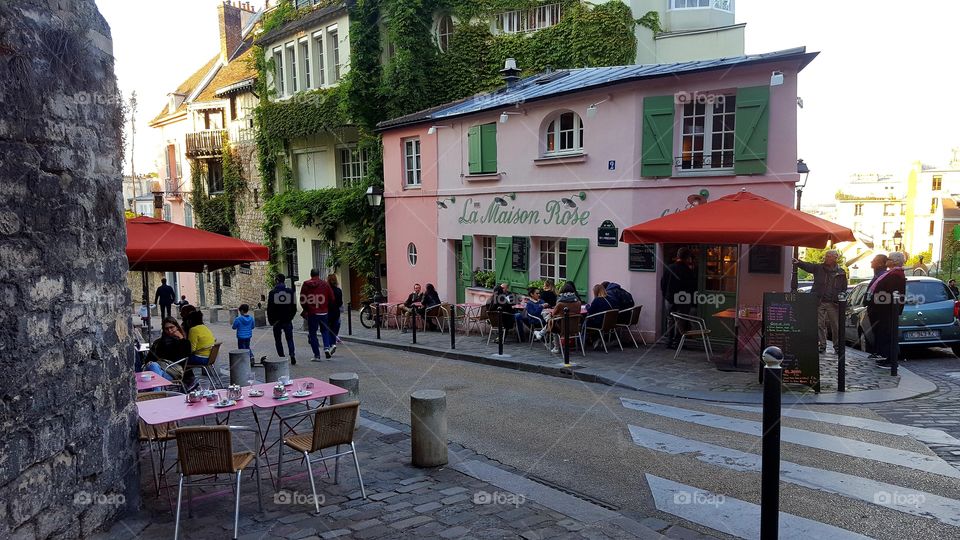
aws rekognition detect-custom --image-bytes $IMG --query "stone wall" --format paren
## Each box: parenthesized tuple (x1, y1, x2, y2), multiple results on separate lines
(0, 1, 138, 538)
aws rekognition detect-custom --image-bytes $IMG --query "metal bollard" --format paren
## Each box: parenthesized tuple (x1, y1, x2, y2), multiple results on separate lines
(837, 293, 846, 392)
(375, 303, 381, 340)
(497, 310, 504, 356)
(347, 303, 353, 336)
(228, 350, 251, 386)
(410, 390, 448, 467)
(450, 306, 456, 350)
(412, 307, 418, 344)
(329, 372, 360, 430)
(562, 307, 571, 366)
(760, 346, 783, 540)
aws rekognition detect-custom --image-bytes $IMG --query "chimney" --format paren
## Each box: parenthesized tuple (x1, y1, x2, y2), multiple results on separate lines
(500, 58, 521, 87)
(218, 1, 243, 63)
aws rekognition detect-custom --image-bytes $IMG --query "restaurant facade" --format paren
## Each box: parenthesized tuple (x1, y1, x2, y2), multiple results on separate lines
(378, 48, 817, 343)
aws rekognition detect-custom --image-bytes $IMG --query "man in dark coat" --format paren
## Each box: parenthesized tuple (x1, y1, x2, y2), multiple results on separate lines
(267, 273, 298, 365)
(660, 248, 697, 348)
(154, 278, 176, 319)
(793, 249, 848, 353)
(604, 281, 635, 324)
(867, 252, 907, 367)
(864, 253, 888, 358)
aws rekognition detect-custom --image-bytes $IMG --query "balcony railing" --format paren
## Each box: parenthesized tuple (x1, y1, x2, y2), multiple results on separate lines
(165, 178, 182, 197)
(185, 130, 226, 158)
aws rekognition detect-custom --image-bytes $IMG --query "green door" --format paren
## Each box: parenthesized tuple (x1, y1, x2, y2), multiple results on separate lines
(457, 236, 472, 303)
(698, 244, 738, 344)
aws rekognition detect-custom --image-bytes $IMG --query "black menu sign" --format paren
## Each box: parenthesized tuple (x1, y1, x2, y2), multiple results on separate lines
(511, 236, 528, 272)
(749, 245, 782, 274)
(763, 292, 820, 392)
(628, 244, 656, 272)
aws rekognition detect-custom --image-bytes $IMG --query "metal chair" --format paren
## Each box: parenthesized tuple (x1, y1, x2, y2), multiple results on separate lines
(137, 391, 182, 495)
(519, 313, 546, 348)
(617, 305, 646, 347)
(551, 312, 585, 357)
(670, 312, 713, 361)
(583, 310, 623, 353)
(166, 342, 224, 390)
(424, 303, 447, 333)
(486, 309, 515, 345)
(173, 425, 262, 540)
(277, 401, 367, 513)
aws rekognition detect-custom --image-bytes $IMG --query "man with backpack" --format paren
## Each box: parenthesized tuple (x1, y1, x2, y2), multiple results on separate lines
(267, 273, 298, 365)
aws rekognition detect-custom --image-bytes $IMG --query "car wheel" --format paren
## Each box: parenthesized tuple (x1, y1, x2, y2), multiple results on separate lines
(951, 344, 960, 358)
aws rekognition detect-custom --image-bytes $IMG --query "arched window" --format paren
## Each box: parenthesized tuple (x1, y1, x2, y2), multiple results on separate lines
(407, 243, 418, 266)
(544, 111, 584, 155)
(435, 14, 454, 52)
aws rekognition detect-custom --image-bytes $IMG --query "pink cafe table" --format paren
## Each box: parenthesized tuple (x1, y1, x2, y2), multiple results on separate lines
(136, 390, 255, 426)
(135, 371, 173, 391)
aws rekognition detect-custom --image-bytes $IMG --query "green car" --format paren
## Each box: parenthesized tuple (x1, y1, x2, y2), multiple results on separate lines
(844, 276, 960, 356)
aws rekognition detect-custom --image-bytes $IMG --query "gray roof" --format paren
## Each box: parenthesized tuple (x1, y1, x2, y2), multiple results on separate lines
(377, 47, 817, 130)
(257, 3, 347, 47)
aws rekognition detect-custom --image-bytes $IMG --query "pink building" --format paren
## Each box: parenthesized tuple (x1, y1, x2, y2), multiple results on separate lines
(379, 48, 817, 343)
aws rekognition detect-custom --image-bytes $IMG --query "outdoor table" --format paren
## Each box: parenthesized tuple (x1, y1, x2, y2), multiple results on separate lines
(136, 391, 255, 426)
(713, 308, 763, 364)
(136, 371, 172, 391)
(456, 303, 484, 335)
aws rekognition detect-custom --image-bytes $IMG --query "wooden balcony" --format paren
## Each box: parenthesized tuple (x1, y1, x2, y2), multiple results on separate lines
(185, 130, 226, 158)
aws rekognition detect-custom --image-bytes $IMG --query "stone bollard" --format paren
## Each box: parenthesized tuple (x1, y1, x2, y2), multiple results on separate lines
(263, 357, 290, 383)
(411, 390, 448, 468)
(228, 308, 239, 322)
(330, 373, 360, 429)
(229, 350, 251, 385)
(207, 309, 219, 324)
(253, 309, 267, 327)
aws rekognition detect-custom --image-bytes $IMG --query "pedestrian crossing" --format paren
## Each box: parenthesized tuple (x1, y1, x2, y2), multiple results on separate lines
(620, 397, 960, 539)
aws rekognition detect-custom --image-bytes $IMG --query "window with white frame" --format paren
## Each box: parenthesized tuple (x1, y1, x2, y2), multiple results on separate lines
(407, 243, 418, 266)
(299, 39, 311, 90)
(328, 28, 341, 82)
(313, 32, 326, 87)
(479, 236, 494, 271)
(671, 0, 734, 11)
(435, 14, 454, 52)
(497, 3, 561, 34)
(338, 146, 369, 188)
(286, 42, 297, 93)
(403, 138, 421, 187)
(679, 95, 735, 171)
(273, 47, 285, 95)
(539, 239, 567, 282)
(544, 111, 584, 155)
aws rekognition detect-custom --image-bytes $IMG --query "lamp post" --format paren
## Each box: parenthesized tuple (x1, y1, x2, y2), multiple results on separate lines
(366, 185, 385, 302)
(791, 159, 811, 291)
(893, 230, 903, 252)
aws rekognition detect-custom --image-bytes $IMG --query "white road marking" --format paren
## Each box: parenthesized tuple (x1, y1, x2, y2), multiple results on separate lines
(630, 425, 960, 527)
(716, 404, 960, 446)
(620, 397, 960, 479)
(645, 474, 872, 540)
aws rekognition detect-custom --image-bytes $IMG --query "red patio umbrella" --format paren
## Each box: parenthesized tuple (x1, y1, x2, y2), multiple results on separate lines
(126, 216, 269, 272)
(620, 191, 855, 247)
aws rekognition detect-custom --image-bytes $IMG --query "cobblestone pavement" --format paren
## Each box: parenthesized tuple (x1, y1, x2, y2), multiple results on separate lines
(97, 410, 706, 540)
(869, 347, 960, 466)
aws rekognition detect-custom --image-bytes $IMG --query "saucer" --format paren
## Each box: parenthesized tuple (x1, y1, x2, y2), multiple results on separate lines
(247, 390, 265, 397)
(292, 390, 312, 397)
(212, 400, 236, 408)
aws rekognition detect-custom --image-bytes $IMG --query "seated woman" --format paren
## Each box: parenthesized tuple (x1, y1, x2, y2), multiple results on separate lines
(585, 284, 616, 328)
(514, 287, 545, 342)
(143, 317, 191, 381)
(486, 284, 515, 343)
(186, 310, 215, 365)
(535, 282, 583, 353)
(423, 283, 443, 331)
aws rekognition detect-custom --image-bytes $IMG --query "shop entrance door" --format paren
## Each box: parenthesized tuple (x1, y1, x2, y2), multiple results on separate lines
(661, 244, 737, 346)
(454, 240, 468, 304)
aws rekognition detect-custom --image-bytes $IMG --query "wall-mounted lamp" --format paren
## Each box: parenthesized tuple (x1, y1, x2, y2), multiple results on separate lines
(770, 70, 784, 86)
(427, 125, 451, 135)
(560, 192, 586, 208)
(499, 111, 523, 124)
(493, 193, 517, 206)
(585, 96, 611, 119)
(436, 196, 456, 209)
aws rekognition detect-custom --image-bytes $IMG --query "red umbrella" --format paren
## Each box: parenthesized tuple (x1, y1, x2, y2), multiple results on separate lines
(126, 216, 269, 272)
(621, 191, 855, 247)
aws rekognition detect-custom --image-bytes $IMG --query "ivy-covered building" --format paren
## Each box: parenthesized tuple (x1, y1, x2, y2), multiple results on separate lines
(378, 48, 817, 344)
(148, 1, 268, 308)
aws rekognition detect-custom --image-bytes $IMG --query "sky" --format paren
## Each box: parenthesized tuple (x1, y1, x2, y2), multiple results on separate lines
(96, 0, 960, 205)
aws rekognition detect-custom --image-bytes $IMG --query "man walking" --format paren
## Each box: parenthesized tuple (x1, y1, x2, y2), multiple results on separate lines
(793, 250, 847, 354)
(154, 278, 176, 319)
(660, 248, 697, 348)
(267, 273, 297, 365)
(868, 252, 907, 367)
(949, 279, 959, 298)
(300, 269, 335, 360)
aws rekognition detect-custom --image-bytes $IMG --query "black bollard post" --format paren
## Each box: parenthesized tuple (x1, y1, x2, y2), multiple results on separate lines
(375, 302, 381, 340)
(450, 306, 456, 350)
(562, 307, 571, 366)
(889, 291, 900, 376)
(497, 311, 504, 356)
(347, 303, 353, 336)
(760, 346, 783, 540)
(837, 294, 846, 392)
(412, 307, 418, 344)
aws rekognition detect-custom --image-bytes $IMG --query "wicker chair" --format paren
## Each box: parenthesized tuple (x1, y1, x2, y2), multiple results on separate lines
(137, 391, 182, 495)
(173, 425, 262, 540)
(277, 401, 366, 513)
(617, 305, 646, 347)
(583, 310, 623, 353)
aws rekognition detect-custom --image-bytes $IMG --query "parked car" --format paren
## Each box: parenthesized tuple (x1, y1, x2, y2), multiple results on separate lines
(843, 277, 960, 356)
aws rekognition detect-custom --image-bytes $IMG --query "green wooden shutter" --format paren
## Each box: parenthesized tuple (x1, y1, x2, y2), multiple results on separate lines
(733, 86, 770, 175)
(479, 123, 498, 174)
(461, 235, 473, 285)
(468, 125, 481, 174)
(509, 237, 528, 292)
(641, 95, 675, 177)
(495, 237, 511, 287)
(566, 239, 589, 298)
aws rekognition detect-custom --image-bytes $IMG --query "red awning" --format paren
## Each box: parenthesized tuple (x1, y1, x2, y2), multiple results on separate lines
(126, 216, 269, 272)
(621, 191, 855, 248)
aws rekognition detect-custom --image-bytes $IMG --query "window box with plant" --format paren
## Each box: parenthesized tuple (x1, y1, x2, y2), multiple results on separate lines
(473, 269, 496, 289)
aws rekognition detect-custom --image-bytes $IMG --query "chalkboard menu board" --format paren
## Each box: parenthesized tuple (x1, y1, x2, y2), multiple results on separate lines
(749, 245, 782, 274)
(511, 236, 528, 272)
(628, 244, 656, 272)
(763, 292, 820, 392)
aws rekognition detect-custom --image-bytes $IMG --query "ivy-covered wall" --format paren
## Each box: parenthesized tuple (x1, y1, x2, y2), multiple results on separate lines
(254, 0, 640, 293)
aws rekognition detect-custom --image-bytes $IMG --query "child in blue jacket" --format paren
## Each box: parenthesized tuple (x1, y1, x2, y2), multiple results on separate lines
(232, 304, 256, 360)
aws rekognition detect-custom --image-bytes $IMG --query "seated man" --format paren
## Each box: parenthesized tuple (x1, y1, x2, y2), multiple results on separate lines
(400, 283, 425, 333)
(514, 287, 545, 342)
(604, 281, 635, 324)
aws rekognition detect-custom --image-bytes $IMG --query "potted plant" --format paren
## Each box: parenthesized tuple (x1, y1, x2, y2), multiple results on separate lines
(473, 269, 496, 289)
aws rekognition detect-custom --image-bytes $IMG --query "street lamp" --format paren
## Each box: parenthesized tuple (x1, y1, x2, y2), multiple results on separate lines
(366, 185, 385, 301)
(893, 230, 903, 252)
(791, 159, 811, 290)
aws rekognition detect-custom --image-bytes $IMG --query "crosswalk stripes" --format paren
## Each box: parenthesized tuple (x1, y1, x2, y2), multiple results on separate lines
(645, 474, 872, 540)
(620, 397, 960, 479)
